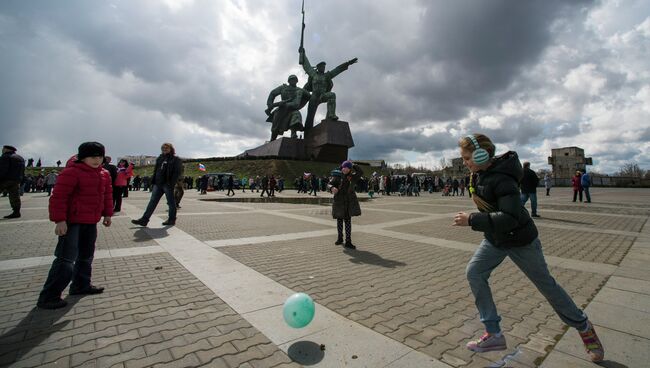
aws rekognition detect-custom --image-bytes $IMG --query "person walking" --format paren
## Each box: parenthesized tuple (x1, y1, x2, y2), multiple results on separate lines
(581, 170, 592, 203)
(572, 171, 583, 202)
(260, 175, 270, 197)
(0, 145, 25, 218)
(44, 171, 58, 196)
(269, 175, 277, 197)
(452, 178, 460, 196)
(132, 143, 182, 226)
(544, 173, 552, 196)
(37, 142, 113, 309)
(226, 175, 235, 196)
(520, 162, 540, 217)
(113, 159, 132, 212)
(241, 176, 248, 193)
(199, 174, 208, 195)
(328, 161, 363, 250)
(309, 173, 318, 196)
(453, 134, 604, 362)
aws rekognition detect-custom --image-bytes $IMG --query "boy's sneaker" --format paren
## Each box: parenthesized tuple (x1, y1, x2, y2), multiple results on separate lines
(3, 212, 20, 219)
(344, 242, 356, 250)
(335, 238, 343, 245)
(70, 285, 104, 295)
(37, 298, 68, 310)
(162, 219, 176, 226)
(579, 321, 604, 363)
(466, 332, 507, 352)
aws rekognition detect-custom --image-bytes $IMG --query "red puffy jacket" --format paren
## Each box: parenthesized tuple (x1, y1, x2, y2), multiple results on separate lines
(49, 159, 113, 224)
(571, 175, 582, 190)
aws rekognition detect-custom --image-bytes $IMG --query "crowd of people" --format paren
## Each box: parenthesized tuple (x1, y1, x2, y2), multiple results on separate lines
(0, 136, 605, 363)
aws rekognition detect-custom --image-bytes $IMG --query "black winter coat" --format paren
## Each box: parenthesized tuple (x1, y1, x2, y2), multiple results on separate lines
(329, 165, 363, 219)
(469, 152, 538, 247)
(520, 167, 540, 193)
(151, 154, 183, 187)
(0, 152, 25, 182)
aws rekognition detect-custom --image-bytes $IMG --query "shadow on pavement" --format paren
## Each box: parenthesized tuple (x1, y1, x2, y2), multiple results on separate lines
(537, 217, 593, 225)
(597, 360, 629, 368)
(287, 340, 325, 365)
(344, 248, 406, 268)
(132, 226, 170, 240)
(0, 296, 81, 365)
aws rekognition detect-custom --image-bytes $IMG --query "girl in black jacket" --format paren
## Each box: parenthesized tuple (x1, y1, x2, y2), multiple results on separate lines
(452, 134, 604, 363)
(328, 161, 363, 249)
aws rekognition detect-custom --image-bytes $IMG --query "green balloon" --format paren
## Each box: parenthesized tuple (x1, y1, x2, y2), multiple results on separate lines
(283, 292, 315, 328)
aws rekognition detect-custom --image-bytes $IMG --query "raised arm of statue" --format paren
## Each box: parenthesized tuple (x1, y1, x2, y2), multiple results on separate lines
(300, 48, 314, 76)
(267, 85, 284, 108)
(329, 57, 358, 79)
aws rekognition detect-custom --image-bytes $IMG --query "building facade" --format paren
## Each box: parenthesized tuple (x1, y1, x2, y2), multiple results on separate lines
(120, 155, 158, 166)
(442, 157, 469, 179)
(547, 147, 592, 179)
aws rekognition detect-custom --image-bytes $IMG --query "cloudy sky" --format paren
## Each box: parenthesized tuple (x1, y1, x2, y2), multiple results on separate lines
(1, 0, 649, 173)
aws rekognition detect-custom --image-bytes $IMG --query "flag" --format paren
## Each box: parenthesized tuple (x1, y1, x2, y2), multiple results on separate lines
(198, 163, 206, 171)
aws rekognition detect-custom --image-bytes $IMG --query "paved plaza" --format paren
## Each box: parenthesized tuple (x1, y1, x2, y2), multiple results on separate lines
(0, 187, 649, 367)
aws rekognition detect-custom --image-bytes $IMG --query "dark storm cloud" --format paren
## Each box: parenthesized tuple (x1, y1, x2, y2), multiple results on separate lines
(1, 0, 646, 173)
(300, 0, 595, 127)
(349, 129, 458, 160)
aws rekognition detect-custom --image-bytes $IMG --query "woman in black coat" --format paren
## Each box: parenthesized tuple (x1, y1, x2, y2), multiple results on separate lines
(328, 161, 363, 249)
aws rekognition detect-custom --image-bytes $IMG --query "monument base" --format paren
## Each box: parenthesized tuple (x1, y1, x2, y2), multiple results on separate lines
(305, 119, 355, 163)
(240, 119, 354, 163)
(239, 137, 307, 160)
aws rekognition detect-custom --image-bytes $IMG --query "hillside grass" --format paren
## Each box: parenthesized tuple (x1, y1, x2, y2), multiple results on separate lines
(26, 159, 391, 182)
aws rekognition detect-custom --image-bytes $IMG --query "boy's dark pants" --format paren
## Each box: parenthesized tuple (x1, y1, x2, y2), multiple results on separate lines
(39, 224, 97, 302)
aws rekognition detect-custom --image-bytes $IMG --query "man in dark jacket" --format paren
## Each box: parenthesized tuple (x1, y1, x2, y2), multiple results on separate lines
(0, 145, 25, 218)
(102, 156, 118, 185)
(520, 161, 540, 217)
(453, 134, 604, 362)
(132, 143, 182, 226)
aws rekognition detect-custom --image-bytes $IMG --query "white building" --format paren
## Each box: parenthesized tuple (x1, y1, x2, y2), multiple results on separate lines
(120, 155, 158, 166)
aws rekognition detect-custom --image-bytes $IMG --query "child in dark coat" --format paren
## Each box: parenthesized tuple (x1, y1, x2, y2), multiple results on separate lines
(37, 142, 113, 309)
(453, 134, 604, 362)
(328, 161, 363, 249)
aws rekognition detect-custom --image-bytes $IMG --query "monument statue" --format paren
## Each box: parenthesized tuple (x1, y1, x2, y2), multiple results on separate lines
(299, 48, 357, 131)
(297, 0, 358, 132)
(265, 75, 310, 141)
(241, 0, 356, 163)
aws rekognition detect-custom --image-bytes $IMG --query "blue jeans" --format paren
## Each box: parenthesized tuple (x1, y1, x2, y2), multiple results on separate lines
(142, 184, 176, 221)
(583, 187, 591, 202)
(520, 192, 538, 215)
(466, 238, 588, 334)
(39, 224, 97, 302)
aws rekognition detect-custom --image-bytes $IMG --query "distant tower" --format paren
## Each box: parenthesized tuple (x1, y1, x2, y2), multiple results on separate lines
(548, 147, 592, 179)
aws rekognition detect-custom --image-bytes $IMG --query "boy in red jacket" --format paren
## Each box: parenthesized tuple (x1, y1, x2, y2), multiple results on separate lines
(37, 142, 113, 309)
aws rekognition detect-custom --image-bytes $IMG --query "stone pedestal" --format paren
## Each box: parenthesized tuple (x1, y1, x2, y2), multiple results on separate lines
(305, 119, 354, 163)
(240, 137, 307, 160)
(239, 119, 354, 163)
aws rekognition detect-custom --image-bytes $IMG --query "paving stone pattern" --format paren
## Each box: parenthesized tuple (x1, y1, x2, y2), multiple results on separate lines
(281, 207, 429, 226)
(0, 252, 300, 368)
(388, 217, 636, 265)
(2, 188, 648, 367)
(220, 233, 607, 368)
(174, 213, 331, 241)
(535, 211, 646, 232)
(0, 217, 159, 260)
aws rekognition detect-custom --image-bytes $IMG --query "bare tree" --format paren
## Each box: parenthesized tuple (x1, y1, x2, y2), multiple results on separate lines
(617, 163, 646, 178)
(439, 157, 448, 169)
